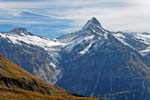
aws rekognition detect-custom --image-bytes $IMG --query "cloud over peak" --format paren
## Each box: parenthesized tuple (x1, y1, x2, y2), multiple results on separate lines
(0, 0, 150, 37)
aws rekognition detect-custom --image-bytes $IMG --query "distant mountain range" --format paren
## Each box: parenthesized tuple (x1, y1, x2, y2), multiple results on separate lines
(0, 17, 150, 100)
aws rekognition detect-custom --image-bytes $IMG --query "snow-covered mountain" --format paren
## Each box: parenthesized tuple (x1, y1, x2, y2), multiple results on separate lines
(56, 17, 150, 100)
(0, 17, 150, 100)
(113, 32, 150, 55)
(0, 27, 66, 84)
(113, 32, 150, 66)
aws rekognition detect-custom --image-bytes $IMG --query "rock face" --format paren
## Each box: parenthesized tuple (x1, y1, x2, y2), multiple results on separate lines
(1, 17, 150, 100)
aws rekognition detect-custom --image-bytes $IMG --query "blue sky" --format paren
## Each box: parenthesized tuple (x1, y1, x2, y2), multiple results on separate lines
(0, 0, 150, 38)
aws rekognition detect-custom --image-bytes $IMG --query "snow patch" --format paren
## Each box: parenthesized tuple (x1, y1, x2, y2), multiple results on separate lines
(50, 62, 57, 68)
(79, 42, 93, 55)
(133, 33, 150, 45)
(64, 35, 95, 53)
(133, 33, 150, 54)
(0, 32, 66, 51)
(114, 32, 125, 39)
(84, 35, 95, 40)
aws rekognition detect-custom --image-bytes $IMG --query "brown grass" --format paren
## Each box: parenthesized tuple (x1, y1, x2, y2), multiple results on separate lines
(0, 88, 99, 100)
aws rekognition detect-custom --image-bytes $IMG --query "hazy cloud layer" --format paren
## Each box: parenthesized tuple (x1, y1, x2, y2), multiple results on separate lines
(0, 0, 150, 37)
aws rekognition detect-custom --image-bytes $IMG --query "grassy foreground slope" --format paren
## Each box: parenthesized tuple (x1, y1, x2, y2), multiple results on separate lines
(0, 54, 99, 100)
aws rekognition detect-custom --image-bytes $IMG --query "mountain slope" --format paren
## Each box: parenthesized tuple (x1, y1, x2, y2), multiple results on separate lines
(113, 32, 150, 55)
(113, 32, 150, 66)
(56, 17, 150, 100)
(0, 54, 99, 100)
(1, 17, 150, 100)
(0, 28, 65, 84)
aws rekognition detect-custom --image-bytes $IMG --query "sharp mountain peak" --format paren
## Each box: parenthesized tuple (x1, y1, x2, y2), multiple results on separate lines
(82, 17, 104, 31)
(89, 17, 101, 26)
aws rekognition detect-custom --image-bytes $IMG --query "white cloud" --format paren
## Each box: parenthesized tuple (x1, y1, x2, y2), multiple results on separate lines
(52, 0, 150, 32)
(0, 0, 150, 33)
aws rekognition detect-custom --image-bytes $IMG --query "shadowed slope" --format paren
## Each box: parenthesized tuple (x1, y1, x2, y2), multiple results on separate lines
(0, 54, 99, 100)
